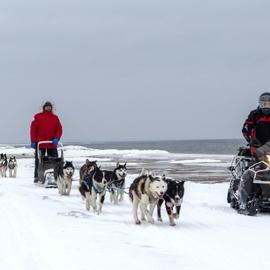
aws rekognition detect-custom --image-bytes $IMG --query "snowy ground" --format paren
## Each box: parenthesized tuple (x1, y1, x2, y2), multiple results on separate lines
(0, 148, 270, 270)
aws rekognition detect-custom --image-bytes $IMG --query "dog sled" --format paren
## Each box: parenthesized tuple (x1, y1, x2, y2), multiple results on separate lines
(36, 141, 64, 188)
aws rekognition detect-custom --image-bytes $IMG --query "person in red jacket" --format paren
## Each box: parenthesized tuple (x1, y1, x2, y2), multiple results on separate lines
(30, 101, 63, 183)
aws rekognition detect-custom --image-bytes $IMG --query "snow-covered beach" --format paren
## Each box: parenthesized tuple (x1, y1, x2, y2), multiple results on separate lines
(0, 145, 270, 270)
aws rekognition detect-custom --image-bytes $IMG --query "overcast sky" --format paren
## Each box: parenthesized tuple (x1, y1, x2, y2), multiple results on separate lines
(0, 0, 270, 143)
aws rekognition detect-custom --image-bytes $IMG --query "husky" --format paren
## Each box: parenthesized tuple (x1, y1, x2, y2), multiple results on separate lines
(54, 161, 75, 196)
(8, 156, 18, 178)
(79, 159, 97, 186)
(79, 166, 109, 214)
(107, 162, 127, 204)
(157, 179, 185, 226)
(129, 170, 168, 225)
(0, 154, 8, 177)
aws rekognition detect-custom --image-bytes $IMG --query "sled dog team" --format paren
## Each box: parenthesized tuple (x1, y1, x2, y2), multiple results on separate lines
(53, 159, 185, 226)
(0, 154, 18, 178)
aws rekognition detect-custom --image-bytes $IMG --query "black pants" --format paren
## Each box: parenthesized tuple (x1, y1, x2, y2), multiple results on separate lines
(34, 148, 58, 178)
(238, 170, 260, 205)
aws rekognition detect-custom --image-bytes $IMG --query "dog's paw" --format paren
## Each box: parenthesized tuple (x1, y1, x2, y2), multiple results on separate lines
(135, 220, 141, 225)
(158, 218, 163, 223)
(170, 222, 176, 227)
(173, 214, 180, 220)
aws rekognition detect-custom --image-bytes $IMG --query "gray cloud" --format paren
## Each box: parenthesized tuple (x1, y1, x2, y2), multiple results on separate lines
(0, 0, 270, 143)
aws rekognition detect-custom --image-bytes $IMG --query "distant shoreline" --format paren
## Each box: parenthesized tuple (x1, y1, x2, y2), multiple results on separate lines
(0, 138, 244, 146)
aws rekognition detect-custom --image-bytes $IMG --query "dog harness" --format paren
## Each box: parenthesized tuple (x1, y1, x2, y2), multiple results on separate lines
(92, 181, 104, 194)
(83, 175, 104, 194)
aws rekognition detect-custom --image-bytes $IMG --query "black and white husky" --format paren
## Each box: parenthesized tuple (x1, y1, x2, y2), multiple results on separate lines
(54, 161, 75, 196)
(157, 179, 185, 226)
(107, 162, 127, 204)
(8, 156, 18, 178)
(0, 154, 8, 178)
(129, 170, 168, 225)
(79, 166, 109, 214)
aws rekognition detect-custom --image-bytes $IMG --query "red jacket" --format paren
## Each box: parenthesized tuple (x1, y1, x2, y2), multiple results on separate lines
(30, 112, 63, 149)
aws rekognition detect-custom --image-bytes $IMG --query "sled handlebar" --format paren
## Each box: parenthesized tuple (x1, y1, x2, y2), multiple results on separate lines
(37, 141, 63, 150)
(37, 141, 64, 161)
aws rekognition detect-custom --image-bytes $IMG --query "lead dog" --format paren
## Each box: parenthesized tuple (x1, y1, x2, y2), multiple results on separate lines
(107, 162, 127, 204)
(129, 170, 168, 225)
(157, 179, 185, 226)
(79, 166, 109, 214)
(54, 161, 75, 195)
(0, 154, 8, 177)
(8, 156, 18, 178)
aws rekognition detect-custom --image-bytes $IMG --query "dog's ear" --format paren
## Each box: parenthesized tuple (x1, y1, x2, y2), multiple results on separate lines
(140, 168, 146, 176)
(162, 174, 166, 181)
(86, 159, 90, 165)
(148, 175, 155, 182)
(124, 162, 127, 168)
(116, 161, 120, 168)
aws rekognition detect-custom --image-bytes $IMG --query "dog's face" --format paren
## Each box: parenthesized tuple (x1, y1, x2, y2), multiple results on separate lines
(85, 159, 97, 175)
(63, 161, 75, 178)
(93, 167, 107, 187)
(115, 162, 127, 179)
(0, 154, 7, 165)
(166, 180, 185, 206)
(149, 175, 168, 199)
(9, 156, 17, 164)
(0, 154, 4, 165)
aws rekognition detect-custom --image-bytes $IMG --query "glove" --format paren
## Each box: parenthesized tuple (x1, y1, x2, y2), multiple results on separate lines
(31, 142, 36, 149)
(52, 138, 59, 146)
(249, 138, 261, 147)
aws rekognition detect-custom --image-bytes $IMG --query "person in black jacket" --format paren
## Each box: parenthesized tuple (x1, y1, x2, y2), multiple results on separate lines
(238, 92, 270, 214)
(242, 92, 270, 153)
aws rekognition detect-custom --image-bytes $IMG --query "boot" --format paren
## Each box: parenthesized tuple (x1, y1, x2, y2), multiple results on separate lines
(237, 202, 257, 216)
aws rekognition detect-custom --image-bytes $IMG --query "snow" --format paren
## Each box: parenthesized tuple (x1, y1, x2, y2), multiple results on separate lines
(0, 149, 270, 270)
(170, 159, 221, 164)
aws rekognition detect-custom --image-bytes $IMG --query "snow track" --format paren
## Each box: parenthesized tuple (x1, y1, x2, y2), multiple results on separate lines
(0, 158, 270, 270)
